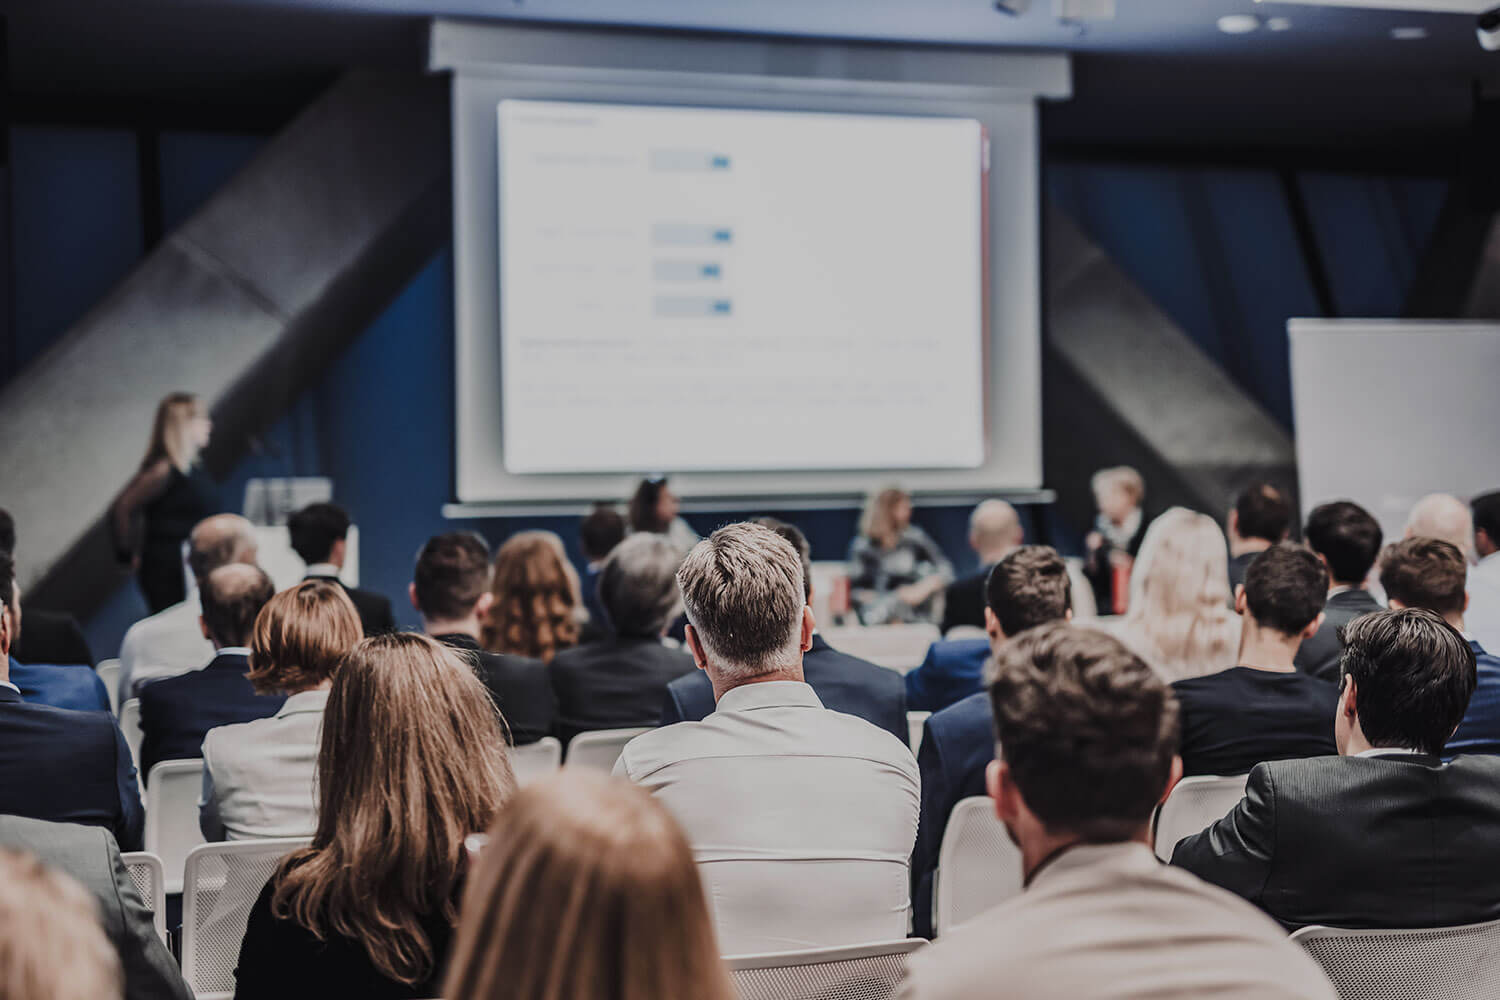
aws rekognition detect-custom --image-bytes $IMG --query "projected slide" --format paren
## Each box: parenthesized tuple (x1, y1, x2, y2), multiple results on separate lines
(497, 100, 986, 474)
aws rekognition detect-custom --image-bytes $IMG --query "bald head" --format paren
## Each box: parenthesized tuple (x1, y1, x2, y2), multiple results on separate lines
(1405, 494, 1473, 562)
(970, 500, 1023, 563)
(199, 564, 274, 649)
(188, 514, 258, 583)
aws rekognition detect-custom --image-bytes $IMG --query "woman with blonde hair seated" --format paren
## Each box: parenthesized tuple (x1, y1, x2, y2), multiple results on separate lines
(0, 848, 120, 1000)
(444, 770, 733, 1000)
(481, 531, 582, 662)
(848, 487, 953, 625)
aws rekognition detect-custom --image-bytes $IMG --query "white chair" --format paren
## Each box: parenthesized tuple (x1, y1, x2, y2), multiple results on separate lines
(728, 939, 925, 1000)
(121, 851, 168, 944)
(97, 659, 122, 716)
(1153, 774, 1249, 861)
(906, 711, 930, 755)
(934, 796, 1023, 935)
(1292, 918, 1500, 999)
(145, 758, 209, 894)
(944, 625, 988, 642)
(119, 699, 144, 795)
(565, 728, 652, 772)
(819, 624, 940, 674)
(510, 736, 562, 785)
(181, 838, 311, 1000)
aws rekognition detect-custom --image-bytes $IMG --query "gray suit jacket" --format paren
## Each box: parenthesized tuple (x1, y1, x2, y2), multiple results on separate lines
(0, 815, 192, 1000)
(1294, 588, 1384, 681)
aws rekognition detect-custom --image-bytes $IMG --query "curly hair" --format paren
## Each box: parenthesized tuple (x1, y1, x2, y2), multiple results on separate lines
(480, 531, 581, 662)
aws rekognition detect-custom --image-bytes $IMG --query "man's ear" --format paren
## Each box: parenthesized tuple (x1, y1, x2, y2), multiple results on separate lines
(1301, 611, 1325, 642)
(1465, 591, 1472, 615)
(199, 615, 212, 643)
(684, 624, 710, 673)
(1341, 674, 1359, 720)
(408, 582, 420, 612)
(474, 591, 495, 619)
(984, 606, 1003, 644)
(1233, 585, 1248, 617)
(1158, 755, 1184, 806)
(800, 605, 815, 653)
(988, 758, 1020, 825)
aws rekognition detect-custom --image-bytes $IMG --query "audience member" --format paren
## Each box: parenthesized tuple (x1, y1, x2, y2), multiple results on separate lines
(288, 502, 395, 636)
(0, 815, 190, 1000)
(910, 545, 1072, 937)
(578, 502, 627, 635)
(234, 633, 515, 1000)
(1405, 492, 1473, 561)
(627, 476, 700, 553)
(905, 634, 991, 714)
(0, 847, 120, 1000)
(6, 564, 109, 711)
(0, 508, 94, 666)
(848, 487, 953, 625)
(552, 533, 694, 744)
(1225, 482, 1293, 593)
(1294, 500, 1383, 681)
(900, 624, 1334, 1000)
(1467, 490, 1500, 654)
(444, 772, 734, 1000)
(1083, 465, 1146, 614)
(939, 499, 1023, 634)
(662, 517, 907, 742)
(480, 530, 580, 662)
(137, 564, 280, 781)
(118, 512, 256, 701)
(200, 580, 362, 840)
(618, 523, 918, 953)
(0, 552, 143, 849)
(1171, 543, 1337, 777)
(411, 532, 554, 744)
(1174, 609, 1500, 929)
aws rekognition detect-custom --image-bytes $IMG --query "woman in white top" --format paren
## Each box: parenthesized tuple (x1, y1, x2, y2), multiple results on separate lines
(199, 580, 362, 840)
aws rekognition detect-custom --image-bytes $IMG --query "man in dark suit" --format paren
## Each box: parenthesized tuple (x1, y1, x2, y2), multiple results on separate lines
(1, 508, 95, 666)
(138, 564, 282, 780)
(0, 552, 143, 850)
(662, 518, 907, 742)
(1295, 500, 1384, 681)
(578, 504, 627, 640)
(939, 500, 1023, 635)
(1174, 608, 1500, 930)
(1225, 482, 1292, 595)
(411, 531, 555, 745)
(288, 501, 395, 636)
(904, 636, 991, 713)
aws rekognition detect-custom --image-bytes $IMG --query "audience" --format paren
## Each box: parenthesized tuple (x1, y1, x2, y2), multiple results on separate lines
(1405, 492, 1473, 561)
(848, 487, 953, 625)
(0, 508, 94, 666)
(1174, 608, 1500, 930)
(480, 530, 580, 662)
(138, 564, 280, 781)
(662, 517, 906, 741)
(899, 624, 1334, 1000)
(1083, 465, 1146, 614)
(7, 571, 109, 711)
(412, 532, 555, 744)
(1466, 490, 1500, 654)
(444, 772, 734, 1000)
(288, 502, 395, 636)
(618, 522, 918, 953)
(578, 503, 627, 635)
(627, 476, 700, 554)
(939, 499, 1023, 634)
(0, 847, 121, 1000)
(200, 580, 362, 840)
(1295, 500, 1384, 680)
(234, 633, 515, 999)
(1171, 543, 1337, 778)
(1225, 481, 1292, 594)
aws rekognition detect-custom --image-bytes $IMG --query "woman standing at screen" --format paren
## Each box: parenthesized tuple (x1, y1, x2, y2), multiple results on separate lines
(628, 477, 700, 554)
(848, 487, 953, 625)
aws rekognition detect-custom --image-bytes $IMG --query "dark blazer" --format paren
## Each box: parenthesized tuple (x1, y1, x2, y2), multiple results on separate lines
(137, 652, 285, 780)
(0, 685, 143, 850)
(0, 815, 191, 1000)
(939, 568, 990, 635)
(904, 638, 991, 713)
(910, 690, 993, 938)
(436, 633, 556, 745)
(304, 574, 396, 637)
(1171, 666, 1339, 777)
(1172, 752, 1500, 930)
(10, 657, 111, 712)
(1294, 588, 1384, 681)
(549, 635, 695, 745)
(1445, 640, 1500, 757)
(15, 606, 94, 666)
(660, 633, 908, 742)
(1227, 552, 1258, 596)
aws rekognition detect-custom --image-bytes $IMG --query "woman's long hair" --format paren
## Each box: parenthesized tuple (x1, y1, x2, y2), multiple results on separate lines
(860, 487, 910, 550)
(480, 531, 580, 662)
(270, 633, 516, 986)
(140, 391, 203, 472)
(628, 478, 670, 534)
(443, 772, 734, 1000)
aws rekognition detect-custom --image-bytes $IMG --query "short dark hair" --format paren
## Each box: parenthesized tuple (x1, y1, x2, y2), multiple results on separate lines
(199, 565, 276, 648)
(1304, 501, 1383, 585)
(990, 623, 1178, 840)
(1339, 608, 1476, 755)
(413, 532, 492, 622)
(753, 517, 813, 602)
(0, 509, 14, 557)
(1473, 491, 1500, 547)
(1381, 537, 1467, 618)
(1233, 482, 1292, 544)
(1243, 543, 1328, 636)
(985, 545, 1071, 637)
(287, 503, 351, 565)
(579, 505, 627, 563)
(0, 550, 14, 612)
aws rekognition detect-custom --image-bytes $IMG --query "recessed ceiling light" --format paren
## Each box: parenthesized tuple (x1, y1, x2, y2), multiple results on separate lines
(1391, 26, 1428, 40)
(1266, 16, 1293, 30)
(1218, 13, 1262, 33)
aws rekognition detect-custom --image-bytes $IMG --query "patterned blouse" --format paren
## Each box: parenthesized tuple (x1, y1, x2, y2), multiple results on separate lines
(847, 527, 954, 625)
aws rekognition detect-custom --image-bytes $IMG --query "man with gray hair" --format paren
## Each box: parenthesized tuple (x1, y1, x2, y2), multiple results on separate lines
(616, 522, 919, 954)
(940, 499, 1024, 634)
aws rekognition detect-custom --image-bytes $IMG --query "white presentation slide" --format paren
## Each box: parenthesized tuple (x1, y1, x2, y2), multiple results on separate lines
(497, 100, 987, 475)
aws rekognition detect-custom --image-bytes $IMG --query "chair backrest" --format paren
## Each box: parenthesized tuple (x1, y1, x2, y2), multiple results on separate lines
(728, 939, 925, 1000)
(121, 851, 167, 944)
(906, 711, 930, 755)
(119, 698, 143, 770)
(1292, 919, 1500, 1000)
(819, 624, 941, 674)
(510, 736, 562, 785)
(565, 728, 652, 772)
(935, 796, 1022, 935)
(1153, 774, 1249, 861)
(97, 659, 122, 716)
(181, 838, 312, 1000)
(145, 758, 209, 894)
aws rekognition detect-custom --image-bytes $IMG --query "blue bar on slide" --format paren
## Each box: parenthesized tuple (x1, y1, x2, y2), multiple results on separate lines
(653, 260, 723, 281)
(652, 224, 733, 247)
(655, 296, 732, 317)
(650, 149, 732, 171)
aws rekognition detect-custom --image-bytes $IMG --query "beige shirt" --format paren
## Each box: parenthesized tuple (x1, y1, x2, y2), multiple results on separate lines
(201, 689, 328, 841)
(900, 842, 1335, 1000)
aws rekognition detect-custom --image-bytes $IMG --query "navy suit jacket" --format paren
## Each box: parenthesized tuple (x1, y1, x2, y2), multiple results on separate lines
(137, 652, 285, 781)
(0, 685, 144, 850)
(1446, 640, 1500, 758)
(304, 575, 396, 637)
(10, 657, 111, 713)
(904, 638, 991, 713)
(911, 690, 993, 937)
(659, 634, 908, 743)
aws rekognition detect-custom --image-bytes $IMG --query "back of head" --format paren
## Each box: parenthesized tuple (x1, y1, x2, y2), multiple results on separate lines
(1243, 543, 1328, 636)
(970, 499, 1021, 554)
(481, 531, 580, 661)
(413, 532, 492, 622)
(1405, 494, 1473, 559)
(628, 479, 669, 534)
(1125, 508, 1237, 676)
(0, 508, 13, 557)
(444, 772, 733, 1000)
(990, 623, 1178, 841)
(1233, 482, 1292, 543)
(1091, 466, 1145, 509)
(248, 580, 362, 695)
(200, 564, 275, 648)
(1304, 501, 1382, 585)
(1339, 608, 1475, 755)
(287, 502, 350, 566)
(1472, 491, 1500, 552)
(678, 522, 805, 681)
(1380, 537, 1467, 619)
(187, 513, 257, 583)
(0, 848, 120, 1000)
(579, 504, 628, 563)
(753, 516, 813, 601)
(985, 545, 1070, 637)
(598, 533, 685, 636)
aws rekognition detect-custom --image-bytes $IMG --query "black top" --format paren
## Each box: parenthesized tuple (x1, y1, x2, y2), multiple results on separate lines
(1171, 666, 1339, 777)
(1227, 551, 1258, 595)
(939, 567, 990, 635)
(436, 633, 556, 745)
(234, 879, 452, 1000)
(549, 636, 696, 745)
(1294, 588, 1385, 681)
(143, 465, 217, 546)
(138, 653, 285, 780)
(304, 575, 396, 637)
(13, 606, 94, 666)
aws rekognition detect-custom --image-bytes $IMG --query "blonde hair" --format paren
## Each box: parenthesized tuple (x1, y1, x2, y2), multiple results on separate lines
(860, 487, 911, 550)
(248, 580, 363, 695)
(0, 848, 120, 1000)
(271, 633, 516, 986)
(141, 391, 204, 472)
(443, 772, 734, 1000)
(1091, 466, 1145, 506)
(481, 531, 581, 662)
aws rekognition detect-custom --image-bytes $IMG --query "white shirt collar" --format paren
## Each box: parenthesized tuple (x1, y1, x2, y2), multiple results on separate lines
(304, 563, 342, 580)
(215, 647, 252, 658)
(0, 681, 18, 695)
(1355, 746, 1423, 759)
(716, 680, 823, 714)
(276, 688, 331, 717)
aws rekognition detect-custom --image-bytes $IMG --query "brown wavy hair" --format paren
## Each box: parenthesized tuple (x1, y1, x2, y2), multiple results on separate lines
(480, 531, 580, 662)
(270, 633, 516, 986)
(443, 771, 733, 1000)
(247, 580, 363, 695)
